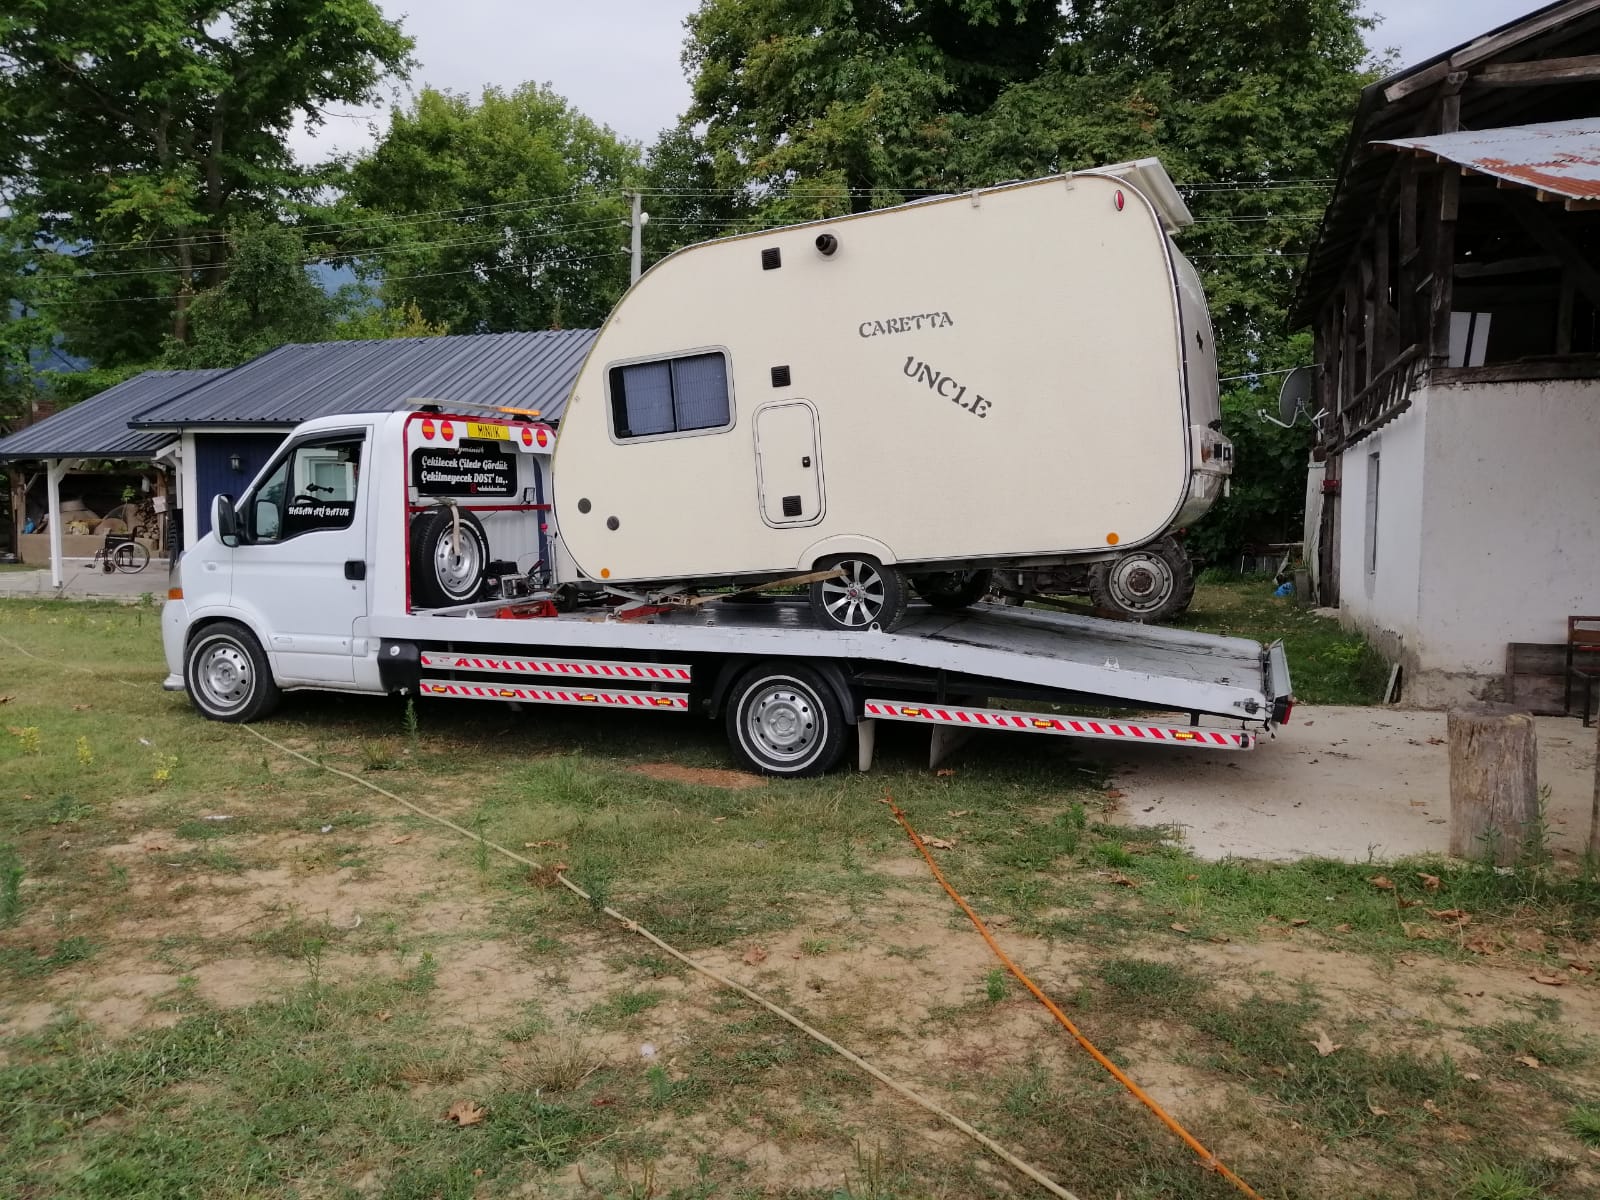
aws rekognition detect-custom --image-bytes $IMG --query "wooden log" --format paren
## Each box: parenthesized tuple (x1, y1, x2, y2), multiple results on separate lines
(1448, 710, 1538, 865)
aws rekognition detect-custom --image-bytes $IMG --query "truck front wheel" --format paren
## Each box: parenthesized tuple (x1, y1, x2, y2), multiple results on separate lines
(725, 664, 848, 777)
(185, 620, 281, 723)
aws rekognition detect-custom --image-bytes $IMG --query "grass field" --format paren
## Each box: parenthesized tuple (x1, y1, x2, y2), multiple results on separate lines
(2, 593, 1598, 1199)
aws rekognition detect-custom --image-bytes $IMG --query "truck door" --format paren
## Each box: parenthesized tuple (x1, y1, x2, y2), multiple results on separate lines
(231, 429, 370, 684)
(754, 401, 824, 527)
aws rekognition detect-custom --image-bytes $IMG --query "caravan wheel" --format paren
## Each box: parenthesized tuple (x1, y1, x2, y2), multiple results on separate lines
(725, 664, 848, 777)
(1087, 536, 1194, 623)
(809, 555, 908, 631)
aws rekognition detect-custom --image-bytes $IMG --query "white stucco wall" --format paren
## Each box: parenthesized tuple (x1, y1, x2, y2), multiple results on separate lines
(1414, 378, 1600, 680)
(1330, 378, 1599, 706)
(1335, 390, 1429, 663)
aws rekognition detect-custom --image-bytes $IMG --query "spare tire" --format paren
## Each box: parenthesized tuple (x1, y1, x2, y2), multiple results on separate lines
(409, 507, 489, 608)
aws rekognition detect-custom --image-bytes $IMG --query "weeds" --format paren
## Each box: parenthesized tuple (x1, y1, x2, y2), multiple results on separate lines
(1564, 1104, 1600, 1147)
(0, 847, 23, 926)
(984, 967, 1008, 1003)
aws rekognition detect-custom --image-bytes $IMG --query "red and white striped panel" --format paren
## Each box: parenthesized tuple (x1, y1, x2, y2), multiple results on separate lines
(419, 651, 691, 682)
(862, 700, 1255, 751)
(419, 679, 689, 710)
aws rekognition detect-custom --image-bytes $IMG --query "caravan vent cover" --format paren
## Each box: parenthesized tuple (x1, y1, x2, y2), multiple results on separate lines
(781, 495, 803, 517)
(761, 247, 782, 271)
(771, 365, 791, 387)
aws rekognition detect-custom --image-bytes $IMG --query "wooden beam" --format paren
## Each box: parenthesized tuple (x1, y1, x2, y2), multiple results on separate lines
(1453, 254, 1561, 278)
(1471, 53, 1600, 86)
(1449, 0, 1600, 71)
(1384, 61, 1451, 103)
(1501, 193, 1600, 309)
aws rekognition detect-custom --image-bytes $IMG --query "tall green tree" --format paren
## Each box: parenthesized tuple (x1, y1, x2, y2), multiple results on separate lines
(341, 85, 639, 334)
(0, 0, 413, 365)
(685, 0, 1060, 217)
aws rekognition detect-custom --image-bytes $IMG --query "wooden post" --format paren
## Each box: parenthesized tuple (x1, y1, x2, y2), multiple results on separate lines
(1589, 718, 1599, 863)
(1448, 710, 1538, 865)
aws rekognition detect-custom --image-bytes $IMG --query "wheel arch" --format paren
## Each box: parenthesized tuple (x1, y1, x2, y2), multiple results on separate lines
(798, 533, 897, 571)
(704, 656, 858, 726)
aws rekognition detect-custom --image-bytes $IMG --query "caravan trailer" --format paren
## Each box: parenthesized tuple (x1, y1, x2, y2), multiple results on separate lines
(546, 159, 1232, 631)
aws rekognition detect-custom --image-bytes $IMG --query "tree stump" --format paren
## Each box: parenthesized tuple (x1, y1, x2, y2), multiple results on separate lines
(1448, 710, 1538, 865)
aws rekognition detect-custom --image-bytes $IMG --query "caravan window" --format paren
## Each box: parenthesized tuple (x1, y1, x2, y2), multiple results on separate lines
(609, 351, 732, 440)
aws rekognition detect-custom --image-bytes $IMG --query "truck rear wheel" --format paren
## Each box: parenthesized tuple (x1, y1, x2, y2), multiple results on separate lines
(809, 555, 908, 631)
(1087, 536, 1194, 623)
(725, 663, 848, 777)
(912, 569, 992, 610)
(410, 507, 488, 608)
(185, 620, 280, 723)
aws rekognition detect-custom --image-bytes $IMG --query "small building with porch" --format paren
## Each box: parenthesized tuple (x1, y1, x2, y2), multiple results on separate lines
(0, 330, 595, 584)
(1293, 0, 1600, 707)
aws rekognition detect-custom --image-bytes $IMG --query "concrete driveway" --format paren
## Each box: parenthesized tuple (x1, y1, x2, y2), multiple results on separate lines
(0, 560, 169, 602)
(1108, 706, 1596, 862)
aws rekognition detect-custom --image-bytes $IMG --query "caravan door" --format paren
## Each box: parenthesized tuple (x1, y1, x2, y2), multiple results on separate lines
(754, 401, 824, 527)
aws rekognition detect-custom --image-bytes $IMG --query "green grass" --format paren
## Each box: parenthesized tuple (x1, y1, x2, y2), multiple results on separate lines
(1564, 1104, 1600, 1147)
(1179, 576, 1391, 704)
(4, 597, 1600, 1199)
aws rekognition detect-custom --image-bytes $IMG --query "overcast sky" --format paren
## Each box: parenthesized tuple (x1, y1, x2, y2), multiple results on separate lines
(287, 1, 1549, 164)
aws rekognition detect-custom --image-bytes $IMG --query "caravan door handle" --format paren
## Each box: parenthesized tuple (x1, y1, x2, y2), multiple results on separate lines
(801, 456, 811, 468)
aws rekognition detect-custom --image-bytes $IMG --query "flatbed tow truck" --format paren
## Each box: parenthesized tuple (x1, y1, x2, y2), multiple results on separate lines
(162, 408, 1292, 777)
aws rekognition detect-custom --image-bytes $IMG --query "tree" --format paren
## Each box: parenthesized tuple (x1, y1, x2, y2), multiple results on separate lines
(341, 85, 639, 334)
(163, 221, 335, 368)
(684, 0, 1061, 217)
(0, 0, 413, 365)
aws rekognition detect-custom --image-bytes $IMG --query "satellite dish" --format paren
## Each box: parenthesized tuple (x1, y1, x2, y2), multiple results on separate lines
(1278, 366, 1317, 426)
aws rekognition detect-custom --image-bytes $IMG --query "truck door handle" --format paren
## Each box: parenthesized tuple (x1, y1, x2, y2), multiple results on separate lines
(344, 560, 366, 581)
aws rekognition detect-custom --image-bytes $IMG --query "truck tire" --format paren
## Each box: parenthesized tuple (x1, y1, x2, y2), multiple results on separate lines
(409, 507, 488, 608)
(184, 620, 281, 723)
(725, 663, 849, 777)
(1087, 536, 1194, 623)
(911, 569, 992, 610)
(809, 555, 908, 631)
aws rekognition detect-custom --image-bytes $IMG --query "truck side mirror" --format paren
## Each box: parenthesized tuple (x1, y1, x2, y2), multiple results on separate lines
(213, 493, 240, 547)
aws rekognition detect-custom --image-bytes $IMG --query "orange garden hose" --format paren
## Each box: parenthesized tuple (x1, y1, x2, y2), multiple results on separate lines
(885, 796, 1266, 1200)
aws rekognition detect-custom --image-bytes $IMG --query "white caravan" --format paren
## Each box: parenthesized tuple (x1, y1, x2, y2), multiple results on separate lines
(166, 404, 1291, 778)
(547, 158, 1231, 630)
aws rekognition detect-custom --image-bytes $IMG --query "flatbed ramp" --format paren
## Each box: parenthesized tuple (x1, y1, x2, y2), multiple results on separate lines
(380, 597, 1290, 736)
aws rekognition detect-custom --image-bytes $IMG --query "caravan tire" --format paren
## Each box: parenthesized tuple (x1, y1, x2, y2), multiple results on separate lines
(185, 620, 281, 723)
(1087, 535, 1194, 623)
(409, 508, 489, 608)
(725, 664, 848, 777)
(911, 568, 993, 610)
(809, 555, 908, 631)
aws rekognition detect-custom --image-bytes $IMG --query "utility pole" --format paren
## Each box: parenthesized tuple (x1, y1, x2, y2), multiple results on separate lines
(628, 192, 646, 284)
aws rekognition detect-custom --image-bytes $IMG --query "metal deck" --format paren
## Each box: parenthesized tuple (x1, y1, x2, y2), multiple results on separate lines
(373, 597, 1284, 723)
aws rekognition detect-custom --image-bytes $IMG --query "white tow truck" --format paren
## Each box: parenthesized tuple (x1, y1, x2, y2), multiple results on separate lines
(162, 406, 1292, 777)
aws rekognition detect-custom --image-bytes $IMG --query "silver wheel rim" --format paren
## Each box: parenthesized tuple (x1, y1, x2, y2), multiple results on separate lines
(1106, 553, 1176, 615)
(196, 640, 253, 711)
(433, 528, 482, 597)
(819, 560, 887, 628)
(744, 680, 822, 766)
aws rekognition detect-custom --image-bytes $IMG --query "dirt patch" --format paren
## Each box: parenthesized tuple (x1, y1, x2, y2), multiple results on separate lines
(626, 762, 766, 790)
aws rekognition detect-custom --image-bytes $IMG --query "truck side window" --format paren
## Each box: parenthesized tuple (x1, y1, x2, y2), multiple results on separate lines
(247, 436, 364, 543)
(609, 351, 732, 440)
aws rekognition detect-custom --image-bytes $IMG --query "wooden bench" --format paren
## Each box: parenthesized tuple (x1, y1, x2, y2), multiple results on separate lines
(1567, 615, 1600, 727)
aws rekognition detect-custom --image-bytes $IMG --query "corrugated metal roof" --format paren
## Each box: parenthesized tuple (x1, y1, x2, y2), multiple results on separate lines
(132, 329, 597, 429)
(1377, 119, 1600, 199)
(0, 370, 225, 461)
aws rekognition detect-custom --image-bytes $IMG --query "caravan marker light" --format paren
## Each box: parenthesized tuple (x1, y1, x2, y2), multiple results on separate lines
(1114, 189, 1125, 211)
(1106, 532, 1120, 545)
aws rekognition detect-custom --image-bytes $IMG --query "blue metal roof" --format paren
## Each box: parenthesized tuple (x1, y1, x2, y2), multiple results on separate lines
(0, 370, 226, 461)
(132, 330, 597, 429)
